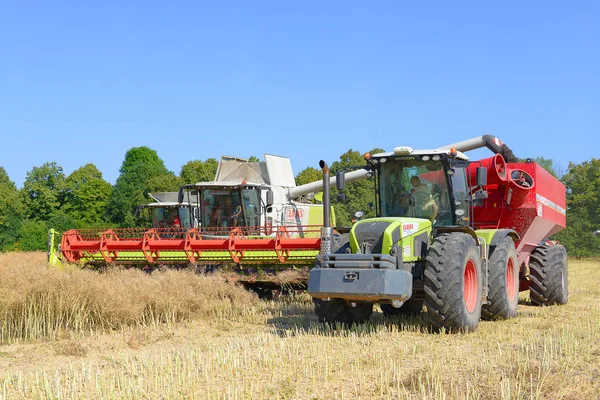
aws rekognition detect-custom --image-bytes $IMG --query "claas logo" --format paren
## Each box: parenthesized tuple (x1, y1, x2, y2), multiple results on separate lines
(286, 209, 304, 220)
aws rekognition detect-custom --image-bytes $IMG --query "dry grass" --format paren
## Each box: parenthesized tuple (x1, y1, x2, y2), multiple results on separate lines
(0, 253, 598, 399)
(0, 252, 258, 343)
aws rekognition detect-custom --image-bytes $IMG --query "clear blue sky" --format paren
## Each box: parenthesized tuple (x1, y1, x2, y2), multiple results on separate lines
(1, 1, 598, 187)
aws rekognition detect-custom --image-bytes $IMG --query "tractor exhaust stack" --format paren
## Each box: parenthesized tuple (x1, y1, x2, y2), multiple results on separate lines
(319, 160, 333, 255)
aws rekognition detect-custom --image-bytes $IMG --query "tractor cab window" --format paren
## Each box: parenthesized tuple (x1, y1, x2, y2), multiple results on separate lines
(449, 166, 469, 226)
(379, 159, 451, 225)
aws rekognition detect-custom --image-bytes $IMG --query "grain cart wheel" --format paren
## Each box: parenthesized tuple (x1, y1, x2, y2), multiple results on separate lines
(481, 236, 519, 320)
(529, 245, 568, 306)
(380, 299, 423, 317)
(424, 232, 483, 332)
(313, 298, 373, 327)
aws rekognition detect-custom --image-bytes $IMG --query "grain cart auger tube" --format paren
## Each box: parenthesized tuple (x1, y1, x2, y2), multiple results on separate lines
(308, 135, 567, 332)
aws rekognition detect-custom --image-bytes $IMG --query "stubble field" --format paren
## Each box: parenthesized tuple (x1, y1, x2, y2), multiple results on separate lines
(0, 252, 598, 399)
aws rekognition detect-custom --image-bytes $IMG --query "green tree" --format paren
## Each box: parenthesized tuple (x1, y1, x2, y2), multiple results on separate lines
(554, 159, 600, 257)
(0, 167, 24, 251)
(62, 164, 113, 224)
(248, 156, 260, 163)
(146, 173, 183, 193)
(330, 149, 376, 226)
(21, 162, 65, 221)
(295, 167, 322, 186)
(118, 146, 168, 173)
(106, 147, 172, 225)
(15, 219, 48, 251)
(180, 158, 218, 183)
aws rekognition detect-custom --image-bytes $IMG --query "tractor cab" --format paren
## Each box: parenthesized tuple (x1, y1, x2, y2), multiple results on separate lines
(369, 146, 473, 227)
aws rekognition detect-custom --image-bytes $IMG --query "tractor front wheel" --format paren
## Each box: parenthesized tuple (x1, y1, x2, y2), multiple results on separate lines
(481, 236, 519, 320)
(424, 232, 483, 332)
(529, 245, 568, 306)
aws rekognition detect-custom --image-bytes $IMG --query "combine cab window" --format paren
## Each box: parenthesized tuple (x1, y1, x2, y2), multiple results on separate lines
(379, 159, 451, 225)
(177, 207, 192, 228)
(152, 207, 184, 228)
(200, 188, 261, 228)
(242, 189, 260, 227)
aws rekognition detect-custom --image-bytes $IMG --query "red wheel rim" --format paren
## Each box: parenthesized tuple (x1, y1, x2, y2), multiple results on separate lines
(506, 257, 516, 302)
(464, 259, 478, 313)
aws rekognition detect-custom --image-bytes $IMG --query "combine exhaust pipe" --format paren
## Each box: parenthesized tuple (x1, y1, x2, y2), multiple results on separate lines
(319, 160, 333, 255)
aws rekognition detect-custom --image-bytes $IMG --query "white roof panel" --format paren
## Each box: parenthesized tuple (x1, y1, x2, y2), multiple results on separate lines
(264, 154, 296, 188)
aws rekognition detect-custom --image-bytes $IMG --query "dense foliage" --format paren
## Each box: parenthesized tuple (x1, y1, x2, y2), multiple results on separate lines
(1, 148, 599, 256)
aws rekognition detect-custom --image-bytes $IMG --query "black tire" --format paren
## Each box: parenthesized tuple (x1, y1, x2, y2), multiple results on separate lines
(313, 298, 373, 327)
(529, 245, 568, 306)
(380, 299, 423, 317)
(424, 232, 483, 332)
(481, 236, 519, 320)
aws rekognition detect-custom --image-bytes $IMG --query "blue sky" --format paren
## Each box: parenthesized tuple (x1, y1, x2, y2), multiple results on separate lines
(1, 1, 598, 187)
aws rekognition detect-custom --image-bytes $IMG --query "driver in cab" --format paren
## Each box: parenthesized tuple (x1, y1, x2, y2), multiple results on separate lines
(410, 176, 438, 222)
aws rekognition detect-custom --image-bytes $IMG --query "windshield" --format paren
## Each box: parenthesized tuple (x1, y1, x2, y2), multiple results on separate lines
(200, 188, 261, 228)
(379, 159, 452, 225)
(178, 207, 192, 228)
(152, 207, 190, 228)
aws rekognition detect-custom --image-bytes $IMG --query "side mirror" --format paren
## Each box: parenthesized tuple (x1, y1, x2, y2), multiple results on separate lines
(337, 193, 346, 203)
(266, 190, 274, 207)
(178, 188, 184, 203)
(336, 171, 345, 191)
(476, 167, 488, 187)
(135, 207, 140, 218)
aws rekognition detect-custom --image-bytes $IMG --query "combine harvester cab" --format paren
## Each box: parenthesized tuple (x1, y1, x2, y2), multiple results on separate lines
(308, 135, 568, 332)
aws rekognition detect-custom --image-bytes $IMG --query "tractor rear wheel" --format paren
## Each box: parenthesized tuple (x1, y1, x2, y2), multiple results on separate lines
(313, 298, 373, 327)
(380, 299, 423, 317)
(481, 236, 519, 320)
(529, 245, 568, 306)
(424, 232, 483, 332)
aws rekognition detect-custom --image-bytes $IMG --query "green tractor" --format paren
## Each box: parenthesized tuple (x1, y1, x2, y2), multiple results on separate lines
(308, 136, 568, 332)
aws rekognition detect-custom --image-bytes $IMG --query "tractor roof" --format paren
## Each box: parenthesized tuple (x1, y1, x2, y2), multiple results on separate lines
(371, 147, 469, 161)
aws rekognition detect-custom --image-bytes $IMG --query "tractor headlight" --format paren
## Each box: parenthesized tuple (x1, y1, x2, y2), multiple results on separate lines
(421, 155, 431, 161)
(432, 155, 441, 161)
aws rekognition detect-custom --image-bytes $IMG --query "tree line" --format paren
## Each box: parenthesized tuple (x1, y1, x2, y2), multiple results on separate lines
(0, 147, 598, 257)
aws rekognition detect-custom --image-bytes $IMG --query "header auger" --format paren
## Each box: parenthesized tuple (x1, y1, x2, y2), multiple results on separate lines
(308, 135, 567, 332)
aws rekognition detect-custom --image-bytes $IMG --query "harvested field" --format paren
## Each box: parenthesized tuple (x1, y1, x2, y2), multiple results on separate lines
(0, 252, 598, 399)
